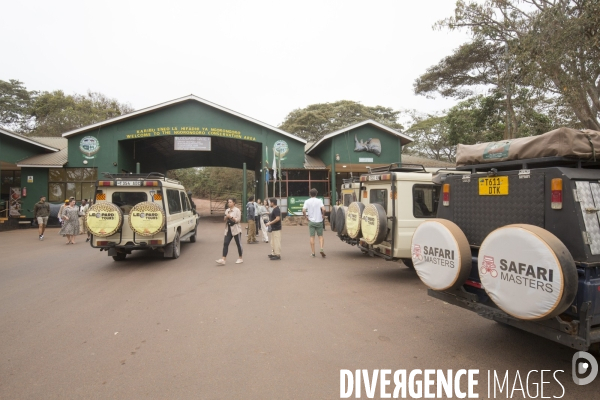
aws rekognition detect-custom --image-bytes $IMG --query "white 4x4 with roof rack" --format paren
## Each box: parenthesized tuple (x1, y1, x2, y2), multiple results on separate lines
(330, 163, 466, 267)
(85, 172, 199, 261)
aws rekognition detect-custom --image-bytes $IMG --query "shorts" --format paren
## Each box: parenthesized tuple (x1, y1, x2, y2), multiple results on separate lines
(308, 221, 324, 237)
(37, 216, 49, 225)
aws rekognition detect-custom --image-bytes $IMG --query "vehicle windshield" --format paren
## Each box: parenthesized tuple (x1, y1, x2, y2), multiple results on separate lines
(112, 192, 148, 214)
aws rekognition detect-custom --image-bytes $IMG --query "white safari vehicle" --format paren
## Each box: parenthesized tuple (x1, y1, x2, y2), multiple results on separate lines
(86, 173, 199, 261)
(331, 163, 464, 267)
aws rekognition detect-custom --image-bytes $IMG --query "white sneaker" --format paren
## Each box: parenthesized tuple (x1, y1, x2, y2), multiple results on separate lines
(235, 259, 243, 264)
(216, 259, 225, 265)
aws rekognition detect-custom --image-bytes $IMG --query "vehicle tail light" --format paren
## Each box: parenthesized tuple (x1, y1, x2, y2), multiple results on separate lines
(98, 181, 114, 186)
(443, 184, 450, 206)
(149, 240, 162, 245)
(144, 181, 159, 187)
(362, 191, 367, 198)
(154, 194, 163, 201)
(465, 280, 482, 289)
(96, 241, 109, 246)
(96, 193, 106, 201)
(384, 248, 391, 256)
(551, 178, 562, 209)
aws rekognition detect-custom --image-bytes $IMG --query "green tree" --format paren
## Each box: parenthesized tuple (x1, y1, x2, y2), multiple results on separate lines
(31, 90, 134, 137)
(0, 79, 36, 133)
(168, 167, 255, 199)
(403, 113, 457, 162)
(424, 0, 600, 135)
(279, 100, 404, 142)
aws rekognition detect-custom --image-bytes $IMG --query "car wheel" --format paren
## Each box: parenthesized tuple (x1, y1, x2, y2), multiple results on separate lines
(112, 252, 127, 261)
(189, 225, 197, 243)
(171, 231, 181, 259)
(401, 258, 414, 269)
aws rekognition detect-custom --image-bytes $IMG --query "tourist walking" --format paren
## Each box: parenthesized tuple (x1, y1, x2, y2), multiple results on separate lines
(302, 188, 326, 257)
(216, 198, 243, 265)
(33, 196, 50, 240)
(58, 199, 69, 226)
(266, 198, 282, 260)
(78, 199, 90, 240)
(246, 196, 257, 244)
(257, 199, 269, 243)
(59, 199, 80, 244)
(254, 198, 260, 236)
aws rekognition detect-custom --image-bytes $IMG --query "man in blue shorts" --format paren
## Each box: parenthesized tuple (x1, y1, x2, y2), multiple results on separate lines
(302, 188, 326, 258)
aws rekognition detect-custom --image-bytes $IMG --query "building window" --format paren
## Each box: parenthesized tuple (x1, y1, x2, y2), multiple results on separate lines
(1, 170, 21, 200)
(48, 168, 97, 202)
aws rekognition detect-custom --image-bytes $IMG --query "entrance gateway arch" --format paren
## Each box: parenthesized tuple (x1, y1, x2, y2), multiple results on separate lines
(62, 95, 307, 214)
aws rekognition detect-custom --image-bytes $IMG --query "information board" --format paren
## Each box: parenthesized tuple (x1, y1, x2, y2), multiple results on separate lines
(174, 137, 211, 151)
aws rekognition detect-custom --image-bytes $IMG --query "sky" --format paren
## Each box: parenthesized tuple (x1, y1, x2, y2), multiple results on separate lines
(2, 1, 471, 128)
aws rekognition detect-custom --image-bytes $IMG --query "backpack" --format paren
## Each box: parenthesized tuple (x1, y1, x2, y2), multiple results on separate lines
(247, 202, 255, 219)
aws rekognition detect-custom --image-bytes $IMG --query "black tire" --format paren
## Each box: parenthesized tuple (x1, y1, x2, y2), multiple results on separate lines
(330, 206, 338, 231)
(171, 231, 181, 259)
(112, 252, 127, 261)
(336, 206, 347, 236)
(189, 225, 197, 243)
(401, 258, 414, 269)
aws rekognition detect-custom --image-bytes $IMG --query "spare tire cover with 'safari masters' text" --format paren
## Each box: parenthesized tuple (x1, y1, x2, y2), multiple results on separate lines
(411, 219, 471, 291)
(478, 224, 577, 321)
(86, 203, 123, 237)
(128, 201, 166, 237)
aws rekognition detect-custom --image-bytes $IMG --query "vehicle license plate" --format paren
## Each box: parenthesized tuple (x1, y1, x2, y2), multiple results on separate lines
(116, 181, 141, 186)
(478, 176, 508, 195)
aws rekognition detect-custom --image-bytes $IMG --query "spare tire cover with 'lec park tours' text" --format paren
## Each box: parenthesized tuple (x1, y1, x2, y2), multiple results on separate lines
(411, 219, 471, 291)
(478, 224, 577, 321)
(360, 203, 388, 245)
(346, 202, 365, 239)
(86, 202, 123, 237)
(128, 201, 166, 237)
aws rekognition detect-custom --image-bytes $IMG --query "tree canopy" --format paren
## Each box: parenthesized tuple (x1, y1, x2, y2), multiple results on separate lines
(0, 79, 133, 136)
(414, 0, 599, 138)
(279, 100, 404, 142)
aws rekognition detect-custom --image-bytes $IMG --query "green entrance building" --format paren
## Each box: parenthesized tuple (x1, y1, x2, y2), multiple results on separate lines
(0, 94, 450, 226)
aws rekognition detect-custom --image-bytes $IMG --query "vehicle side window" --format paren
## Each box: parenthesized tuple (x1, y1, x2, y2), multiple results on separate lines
(413, 185, 440, 218)
(166, 189, 182, 214)
(111, 192, 147, 215)
(179, 191, 191, 212)
(370, 189, 387, 210)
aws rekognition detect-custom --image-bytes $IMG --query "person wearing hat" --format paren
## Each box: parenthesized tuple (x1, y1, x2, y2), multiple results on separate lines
(58, 199, 69, 226)
(33, 196, 50, 240)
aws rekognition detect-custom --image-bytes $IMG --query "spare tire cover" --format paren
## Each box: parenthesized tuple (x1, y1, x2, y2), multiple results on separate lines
(86, 203, 123, 237)
(336, 206, 348, 236)
(346, 202, 365, 239)
(361, 203, 387, 245)
(411, 219, 471, 290)
(128, 201, 166, 237)
(478, 224, 577, 321)
(330, 205, 338, 231)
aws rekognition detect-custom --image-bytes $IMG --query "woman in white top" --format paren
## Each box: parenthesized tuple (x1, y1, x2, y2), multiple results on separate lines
(216, 198, 243, 265)
(256, 199, 269, 243)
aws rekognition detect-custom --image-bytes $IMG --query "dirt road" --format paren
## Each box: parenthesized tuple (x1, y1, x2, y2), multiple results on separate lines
(0, 218, 595, 399)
